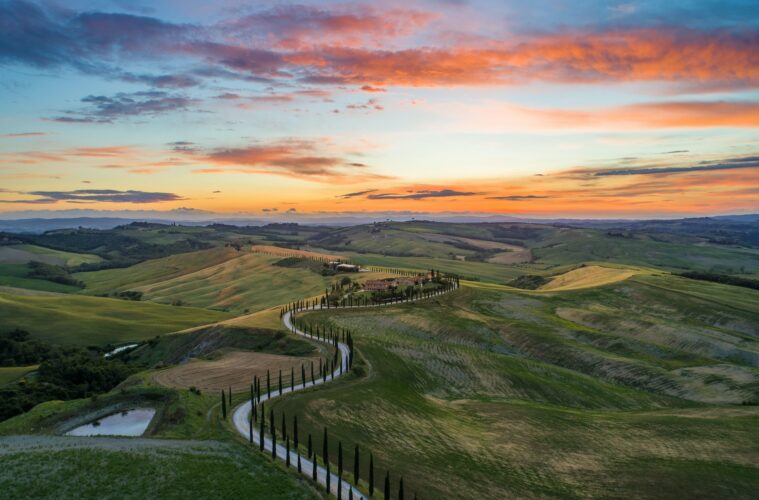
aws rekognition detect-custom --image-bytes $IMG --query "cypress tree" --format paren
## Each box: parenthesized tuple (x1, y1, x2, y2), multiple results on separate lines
(259, 402, 265, 451)
(291, 366, 295, 391)
(399, 477, 404, 500)
(308, 433, 312, 458)
(301, 364, 306, 388)
(323, 427, 329, 464)
(326, 459, 331, 493)
(281, 412, 287, 442)
(221, 389, 227, 419)
(311, 361, 315, 384)
(270, 409, 276, 460)
(384, 471, 390, 500)
(312, 450, 317, 481)
(228, 385, 232, 406)
(353, 444, 359, 485)
(369, 453, 374, 496)
(338, 441, 343, 500)
(249, 411, 253, 443)
(286, 437, 291, 467)
(279, 369, 283, 395)
(267, 370, 271, 398)
(294, 415, 300, 472)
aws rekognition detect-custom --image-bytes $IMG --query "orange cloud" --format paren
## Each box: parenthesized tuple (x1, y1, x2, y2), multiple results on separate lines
(290, 28, 759, 88)
(192, 140, 392, 184)
(532, 101, 759, 129)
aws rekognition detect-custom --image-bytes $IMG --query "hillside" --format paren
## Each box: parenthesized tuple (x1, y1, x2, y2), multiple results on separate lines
(270, 274, 759, 498)
(0, 289, 230, 346)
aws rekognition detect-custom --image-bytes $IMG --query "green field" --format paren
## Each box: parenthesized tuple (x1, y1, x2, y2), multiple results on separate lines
(268, 276, 759, 498)
(0, 437, 317, 499)
(0, 264, 81, 293)
(0, 290, 230, 346)
(0, 245, 102, 267)
(78, 248, 338, 314)
(0, 365, 37, 386)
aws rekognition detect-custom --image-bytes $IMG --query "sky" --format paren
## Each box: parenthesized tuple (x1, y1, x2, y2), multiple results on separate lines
(1, 0, 758, 219)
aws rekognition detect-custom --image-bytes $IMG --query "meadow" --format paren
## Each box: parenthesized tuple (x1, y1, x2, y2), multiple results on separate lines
(0, 290, 230, 346)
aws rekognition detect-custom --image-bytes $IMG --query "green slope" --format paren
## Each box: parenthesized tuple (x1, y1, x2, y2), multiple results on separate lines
(79, 248, 340, 314)
(0, 290, 230, 346)
(270, 275, 759, 498)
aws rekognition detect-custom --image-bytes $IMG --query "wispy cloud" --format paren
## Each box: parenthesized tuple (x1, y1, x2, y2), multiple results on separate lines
(338, 189, 378, 198)
(592, 156, 759, 177)
(367, 189, 482, 200)
(487, 195, 549, 200)
(23, 189, 183, 204)
(2, 132, 47, 137)
(48, 91, 197, 123)
(189, 139, 390, 183)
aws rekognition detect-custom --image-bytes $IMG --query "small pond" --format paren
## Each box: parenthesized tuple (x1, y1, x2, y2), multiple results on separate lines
(66, 408, 156, 437)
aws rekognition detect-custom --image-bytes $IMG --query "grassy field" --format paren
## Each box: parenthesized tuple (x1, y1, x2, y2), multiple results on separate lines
(0, 264, 81, 293)
(0, 365, 38, 386)
(0, 379, 318, 499)
(266, 277, 759, 498)
(0, 245, 102, 267)
(0, 290, 230, 346)
(79, 247, 394, 314)
(539, 265, 643, 291)
(0, 438, 317, 500)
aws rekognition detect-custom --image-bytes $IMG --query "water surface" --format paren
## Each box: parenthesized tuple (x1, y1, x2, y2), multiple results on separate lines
(66, 408, 156, 437)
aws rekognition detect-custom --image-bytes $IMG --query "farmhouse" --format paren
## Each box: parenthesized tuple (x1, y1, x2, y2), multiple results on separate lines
(364, 279, 393, 291)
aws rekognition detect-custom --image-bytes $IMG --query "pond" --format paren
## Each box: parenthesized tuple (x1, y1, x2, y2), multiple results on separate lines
(66, 408, 156, 437)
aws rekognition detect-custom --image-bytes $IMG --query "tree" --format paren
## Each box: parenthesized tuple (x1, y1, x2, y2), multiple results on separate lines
(399, 477, 404, 500)
(279, 369, 283, 395)
(308, 433, 312, 458)
(221, 389, 227, 419)
(259, 402, 265, 451)
(267, 370, 271, 397)
(338, 441, 343, 500)
(270, 408, 276, 459)
(286, 436, 291, 467)
(249, 410, 253, 443)
(384, 471, 390, 500)
(353, 444, 359, 486)
(291, 366, 295, 391)
(323, 427, 329, 464)
(369, 453, 374, 496)
(281, 411, 287, 442)
(294, 415, 301, 472)
(228, 385, 232, 406)
(312, 450, 318, 481)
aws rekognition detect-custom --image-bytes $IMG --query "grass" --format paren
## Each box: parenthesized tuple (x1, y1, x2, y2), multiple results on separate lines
(14, 244, 103, 267)
(0, 290, 230, 346)
(538, 265, 642, 291)
(0, 365, 38, 386)
(80, 248, 340, 314)
(0, 443, 317, 499)
(533, 229, 759, 275)
(0, 264, 81, 293)
(265, 276, 759, 498)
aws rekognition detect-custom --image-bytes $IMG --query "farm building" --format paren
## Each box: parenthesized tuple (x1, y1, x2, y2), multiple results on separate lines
(364, 279, 393, 291)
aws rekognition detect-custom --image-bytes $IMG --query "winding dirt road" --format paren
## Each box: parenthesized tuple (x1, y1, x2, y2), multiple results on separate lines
(232, 284, 458, 498)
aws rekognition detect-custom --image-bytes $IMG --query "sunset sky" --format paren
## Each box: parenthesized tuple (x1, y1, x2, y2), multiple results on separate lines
(1, 0, 758, 219)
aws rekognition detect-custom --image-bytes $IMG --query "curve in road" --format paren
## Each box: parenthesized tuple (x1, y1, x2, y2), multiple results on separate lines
(233, 283, 458, 498)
